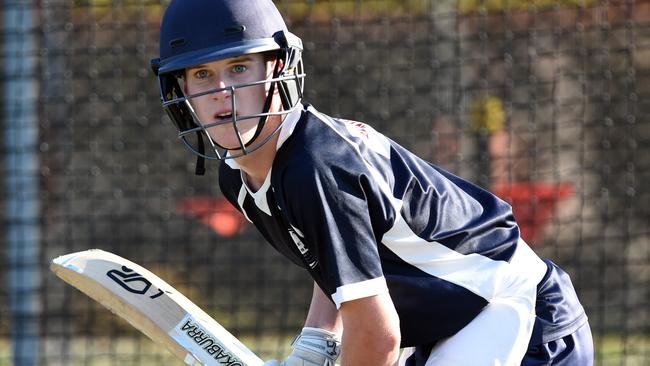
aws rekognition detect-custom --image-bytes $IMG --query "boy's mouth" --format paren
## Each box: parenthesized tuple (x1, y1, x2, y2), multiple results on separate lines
(214, 111, 233, 122)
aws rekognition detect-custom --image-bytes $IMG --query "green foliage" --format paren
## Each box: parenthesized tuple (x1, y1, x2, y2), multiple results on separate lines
(73, 0, 169, 6)
(274, 0, 598, 19)
(71, 0, 598, 19)
(275, 0, 430, 20)
(457, 0, 597, 13)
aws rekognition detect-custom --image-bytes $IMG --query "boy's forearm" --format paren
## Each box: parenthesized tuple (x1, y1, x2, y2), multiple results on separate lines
(304, 282, 343, 334)
(341, 330, 400, 366)
(339, 292, 401, 366)
(303, 284, 401, 366)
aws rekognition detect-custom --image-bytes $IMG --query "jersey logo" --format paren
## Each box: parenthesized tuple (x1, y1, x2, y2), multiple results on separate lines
(340, 119, 370, 139)
(288, 225, 318, 269)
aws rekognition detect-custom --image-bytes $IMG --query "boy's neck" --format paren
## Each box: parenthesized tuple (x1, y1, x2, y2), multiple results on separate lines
(234, 131, 279, 192)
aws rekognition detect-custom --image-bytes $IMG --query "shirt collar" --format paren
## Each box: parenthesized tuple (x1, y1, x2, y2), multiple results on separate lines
(224, 107, 302, 170)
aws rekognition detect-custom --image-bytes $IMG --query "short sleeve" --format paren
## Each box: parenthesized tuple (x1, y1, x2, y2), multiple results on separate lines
(283, 161, 391, 308)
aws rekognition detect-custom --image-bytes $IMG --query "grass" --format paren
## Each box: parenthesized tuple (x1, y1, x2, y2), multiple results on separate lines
(0, 333, 648, 365)
(595, 334, 650, 366)
(0, 334, 294, 366)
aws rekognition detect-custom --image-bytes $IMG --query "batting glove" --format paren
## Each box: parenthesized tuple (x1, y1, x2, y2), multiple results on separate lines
(263, 327, 341, 366)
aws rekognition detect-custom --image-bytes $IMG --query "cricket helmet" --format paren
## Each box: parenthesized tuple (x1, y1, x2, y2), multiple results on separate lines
(151, 0, 305, 173)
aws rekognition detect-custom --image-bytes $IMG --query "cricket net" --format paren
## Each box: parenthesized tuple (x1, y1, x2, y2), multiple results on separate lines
(0, 1, 648, 365)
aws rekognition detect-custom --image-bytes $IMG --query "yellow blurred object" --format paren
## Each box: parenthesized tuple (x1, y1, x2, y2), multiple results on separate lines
(458, 0, 597, 13)
(470, 95, 505, 134)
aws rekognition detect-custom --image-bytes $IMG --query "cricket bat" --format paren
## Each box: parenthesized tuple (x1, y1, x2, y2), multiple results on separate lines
(50, 249, 264, 366)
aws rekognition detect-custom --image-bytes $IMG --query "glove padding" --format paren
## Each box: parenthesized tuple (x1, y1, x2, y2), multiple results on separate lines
(263, 327, 341, 366)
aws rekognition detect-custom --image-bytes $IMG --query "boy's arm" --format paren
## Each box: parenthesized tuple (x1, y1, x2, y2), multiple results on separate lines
(304, 282, 343, 333)
(304, 282, 401, 366)
(339, 292, 401, 366)
(263, 283, 342, 366)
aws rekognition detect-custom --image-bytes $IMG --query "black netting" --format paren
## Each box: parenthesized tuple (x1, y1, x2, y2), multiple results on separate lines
(1, 1, 648, 364)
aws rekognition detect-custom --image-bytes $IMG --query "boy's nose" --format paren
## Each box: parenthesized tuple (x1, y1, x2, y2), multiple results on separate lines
(211, 80, 231, 100)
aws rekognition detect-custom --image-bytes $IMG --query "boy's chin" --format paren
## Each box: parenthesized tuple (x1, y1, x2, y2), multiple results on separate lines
(215, 137, 257, 152)
(207, 131, 256, 150)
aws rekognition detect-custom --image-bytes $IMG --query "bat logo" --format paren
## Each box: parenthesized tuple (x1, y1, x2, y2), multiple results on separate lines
(106, 266, 165, 299)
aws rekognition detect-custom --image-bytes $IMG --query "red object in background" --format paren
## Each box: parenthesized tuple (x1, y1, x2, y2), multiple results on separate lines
(177, 196, 249, 237)
(492, 182, 574, 244)
(178, 182, 573, 243)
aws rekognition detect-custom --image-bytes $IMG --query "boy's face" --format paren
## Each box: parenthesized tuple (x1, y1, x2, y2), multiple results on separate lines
(184, 53, 280, 151)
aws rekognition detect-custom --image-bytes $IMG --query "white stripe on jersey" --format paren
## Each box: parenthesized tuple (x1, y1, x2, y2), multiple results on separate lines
(241, 170, 273, 216)
(311, 107, 547, 309)
(383, 215, 547, 303)
(237, 185, 253, 223)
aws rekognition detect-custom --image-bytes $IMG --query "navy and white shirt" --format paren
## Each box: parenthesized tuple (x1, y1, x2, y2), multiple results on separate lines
(219, 104, 587, 347)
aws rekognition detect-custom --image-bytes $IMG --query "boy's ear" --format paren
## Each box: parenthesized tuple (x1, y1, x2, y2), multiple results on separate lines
(180, 73, 188, 94)
(267, 58, 283, 78)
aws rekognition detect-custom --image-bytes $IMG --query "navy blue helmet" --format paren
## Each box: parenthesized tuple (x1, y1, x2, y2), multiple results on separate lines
(151, 0, 305, 173)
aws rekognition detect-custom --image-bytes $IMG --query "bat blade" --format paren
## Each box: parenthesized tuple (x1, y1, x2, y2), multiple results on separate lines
(51, 249, 264, 366)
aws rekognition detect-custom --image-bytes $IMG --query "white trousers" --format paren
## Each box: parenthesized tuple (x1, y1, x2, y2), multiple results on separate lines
(398, 296, 537, 366)
(398, 241, 546, 366)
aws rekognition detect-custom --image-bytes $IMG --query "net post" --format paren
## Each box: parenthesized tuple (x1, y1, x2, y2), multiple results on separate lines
(3, 2, 41, 365)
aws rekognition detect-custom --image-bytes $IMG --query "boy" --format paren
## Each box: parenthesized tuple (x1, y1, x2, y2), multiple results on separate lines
(151, 0, 594, 365)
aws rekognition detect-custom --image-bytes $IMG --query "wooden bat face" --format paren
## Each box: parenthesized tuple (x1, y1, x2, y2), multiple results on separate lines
(51, 249, 263, 366)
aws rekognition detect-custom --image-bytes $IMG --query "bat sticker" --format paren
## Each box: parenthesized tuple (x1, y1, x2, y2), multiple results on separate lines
(107, 265, 165, 299)
(172, 314, 244, 366)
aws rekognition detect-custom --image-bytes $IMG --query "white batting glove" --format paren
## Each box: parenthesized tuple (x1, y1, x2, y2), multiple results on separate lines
(263, 327, 341, 366)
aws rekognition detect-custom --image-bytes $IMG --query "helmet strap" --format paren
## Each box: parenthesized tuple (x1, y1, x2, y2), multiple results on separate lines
(194, 132, 206, 175)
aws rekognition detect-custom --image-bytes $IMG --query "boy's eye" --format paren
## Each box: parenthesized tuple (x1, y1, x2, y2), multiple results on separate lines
(232, 64, 247, 73)
(194, 69, 210, 79)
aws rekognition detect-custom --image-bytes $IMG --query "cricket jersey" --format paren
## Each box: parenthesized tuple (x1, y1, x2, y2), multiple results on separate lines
(218, 104, 587, 347)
